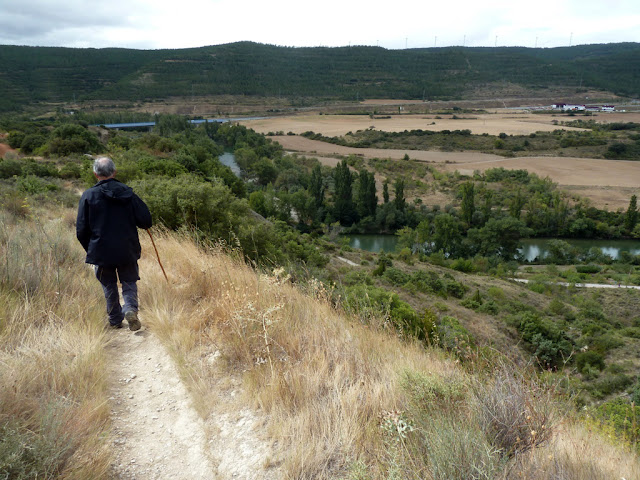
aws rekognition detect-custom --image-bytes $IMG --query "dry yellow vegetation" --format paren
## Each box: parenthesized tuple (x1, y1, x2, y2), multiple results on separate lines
(2, 205, 639, 479)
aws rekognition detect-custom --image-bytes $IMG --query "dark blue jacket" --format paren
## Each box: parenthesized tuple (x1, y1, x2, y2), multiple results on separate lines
(76, 178, 152, 266)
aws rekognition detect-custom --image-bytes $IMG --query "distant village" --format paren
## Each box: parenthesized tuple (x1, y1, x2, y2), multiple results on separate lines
(550, 103, 615, 112)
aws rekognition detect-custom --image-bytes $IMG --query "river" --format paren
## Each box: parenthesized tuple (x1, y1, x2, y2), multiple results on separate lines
(519, 238, 640, 262)
(218, 152, 240, 177)
(345, 234, 640, 261)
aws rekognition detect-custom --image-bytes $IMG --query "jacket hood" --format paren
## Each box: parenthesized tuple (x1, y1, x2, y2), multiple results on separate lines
(97, 179, 134, 203)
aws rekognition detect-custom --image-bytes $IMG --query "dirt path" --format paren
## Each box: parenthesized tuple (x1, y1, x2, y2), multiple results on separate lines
(106, 328, 215, 479)
(105, 323, 277, 480)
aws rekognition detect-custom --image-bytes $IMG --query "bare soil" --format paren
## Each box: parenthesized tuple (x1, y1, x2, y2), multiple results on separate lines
(0, 142, 16, 158)
(106, 324, 276, 480)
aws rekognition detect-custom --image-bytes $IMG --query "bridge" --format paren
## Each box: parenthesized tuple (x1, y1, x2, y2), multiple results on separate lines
(97, 117, 267, 130)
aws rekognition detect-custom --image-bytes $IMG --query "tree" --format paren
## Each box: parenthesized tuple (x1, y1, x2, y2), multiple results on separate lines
(332, 159, 357, 226)
(393, 179, 406, 212)
(508, 188, 526, 219)
(309, 164, 325, 210)
(468, 216, 532, 259)
(481, 189, 493, 226)
(432, 213, 462, 257)
(460, 181, 475, 226)
(356, 169, 377, 219)
(383, 179, 390, 203)
(625, 195, 638, 233)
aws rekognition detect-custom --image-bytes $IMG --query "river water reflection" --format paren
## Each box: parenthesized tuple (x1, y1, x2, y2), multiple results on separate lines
(519, 238, 640, 262)
(346, 234, 640, 261)
(218, 152, 240, 177)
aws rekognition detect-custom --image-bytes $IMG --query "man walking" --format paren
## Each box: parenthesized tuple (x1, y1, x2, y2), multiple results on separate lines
(77, 156, 152, 330)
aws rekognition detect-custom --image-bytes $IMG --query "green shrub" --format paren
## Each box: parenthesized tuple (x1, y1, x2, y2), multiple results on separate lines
(591, 398, 639, 445)
(487, 286, 505, 300)
(589, 333, 624, 355)
(382, 267, 410, 286)
(621, 327, 640, 339)
(514, 311, 573, 368)
(577, 265, 602, 274)
(590, 374, 634, 398)
(411, 271, 445, 295)
(460, 298, 481, 310)
(437, 316, 474, 353)
(451, 258, 475, 273)
(478, 300, 500, 316)
(445, 280, 468, 299)
(575, 350, 605, 374)
(0, 413, 75, 480)
(547, 298, 568, 316)
(0, 159, 23, 178)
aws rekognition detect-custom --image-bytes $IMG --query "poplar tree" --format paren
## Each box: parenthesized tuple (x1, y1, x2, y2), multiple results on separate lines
(394, 179, 406, 212)
(383, 180, 390, 203)
(309, 164, 325, 210)
(625, 194, 638, 233)
(460, 181, 475, 226)
(333, 159, 357, 225)
(356, 170, 377, 218)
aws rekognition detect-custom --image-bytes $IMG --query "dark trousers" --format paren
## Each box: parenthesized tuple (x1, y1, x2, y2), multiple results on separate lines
(94, 263, 139, 326)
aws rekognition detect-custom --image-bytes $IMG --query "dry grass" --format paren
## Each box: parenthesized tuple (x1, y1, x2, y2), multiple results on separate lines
(138, 230, 462, 478)
(503, 420, 640, 479)
(136, 228, 640, 479)
(0, 209, 113, 478)
(2, 205, 639, 479)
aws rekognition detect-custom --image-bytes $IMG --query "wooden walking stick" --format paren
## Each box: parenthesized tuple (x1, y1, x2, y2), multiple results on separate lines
(146, 229, 168, 283)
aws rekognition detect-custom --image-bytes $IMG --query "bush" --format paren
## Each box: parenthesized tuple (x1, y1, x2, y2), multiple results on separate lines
(591, 398, 640, 445)
(474, 366, 555, 457)
(437, 316, 474, 353)
(0, 414, 75, 480)
(411, 270, 445, 295)
(445, 280, 468, 299)
(577, 265, 602, 274)
(382, 267, 410, 286)
(575, 350, 605, 374)
(513, 312, 573, 368)
(590, 374, 633, 398)
(451, 258, 475, 273)
(478, 300, 500, 316)
(0, 159, 23, 178)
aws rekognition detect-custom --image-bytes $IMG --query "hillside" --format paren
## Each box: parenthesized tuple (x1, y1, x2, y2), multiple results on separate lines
(1, 42, 639, 112)
(2, 202, 640, 478)
(2, 111, 640, 477)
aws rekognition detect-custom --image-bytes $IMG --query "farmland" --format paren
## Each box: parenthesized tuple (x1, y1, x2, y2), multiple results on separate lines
(242, 109, 640, 209)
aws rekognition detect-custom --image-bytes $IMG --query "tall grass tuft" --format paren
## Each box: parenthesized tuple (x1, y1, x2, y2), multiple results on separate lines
(473, 363, 556, 457)
(0, 209, 112, 479)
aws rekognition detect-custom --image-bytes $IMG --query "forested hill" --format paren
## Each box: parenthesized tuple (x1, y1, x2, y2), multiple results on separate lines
(1, 41, 639, 112)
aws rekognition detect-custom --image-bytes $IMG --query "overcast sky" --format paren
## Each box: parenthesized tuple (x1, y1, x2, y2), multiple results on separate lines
(1, 0, 638, 50)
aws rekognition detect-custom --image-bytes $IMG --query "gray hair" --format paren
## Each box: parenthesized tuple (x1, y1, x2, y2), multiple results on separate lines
(93, 156, 116, 177)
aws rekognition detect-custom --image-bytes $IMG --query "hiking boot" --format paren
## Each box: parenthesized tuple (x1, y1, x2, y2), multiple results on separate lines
(125, 311, 141, 331)
(106, 321, 123, 330)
